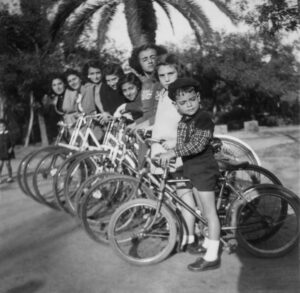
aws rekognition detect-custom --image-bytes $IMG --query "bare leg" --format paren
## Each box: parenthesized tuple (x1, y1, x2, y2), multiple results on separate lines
(6, 160, 13, 181)
(196, 191, 220, 241)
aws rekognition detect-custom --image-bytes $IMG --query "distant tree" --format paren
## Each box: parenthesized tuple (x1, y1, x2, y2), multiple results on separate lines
(177, 32, 299, 127)
(245, 0, 299, 37)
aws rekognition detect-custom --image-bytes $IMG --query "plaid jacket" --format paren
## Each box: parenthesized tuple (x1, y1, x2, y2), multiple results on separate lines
(174, 109, 214, 158)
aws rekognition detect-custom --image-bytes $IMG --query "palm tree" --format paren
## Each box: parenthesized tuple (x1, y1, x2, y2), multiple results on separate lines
(50, 0, 237, 51)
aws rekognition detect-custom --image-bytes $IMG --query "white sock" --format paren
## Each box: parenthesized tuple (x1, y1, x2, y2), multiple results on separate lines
(203, 239, 220, 262)
(182, 234, 195, 246)
(202, 237, 209, 249)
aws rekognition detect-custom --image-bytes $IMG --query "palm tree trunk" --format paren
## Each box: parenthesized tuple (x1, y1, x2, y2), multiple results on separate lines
(24, 92, 35, 147)
(0, 94, 4, 119)
(123, 0, 157, 46)
(37, 112, 49, 146)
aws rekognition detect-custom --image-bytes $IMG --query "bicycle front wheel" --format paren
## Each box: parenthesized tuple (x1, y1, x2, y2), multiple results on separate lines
(236, 185, 299, 258)
(80, 175, 154, 245)
(108, 198, 178, 266)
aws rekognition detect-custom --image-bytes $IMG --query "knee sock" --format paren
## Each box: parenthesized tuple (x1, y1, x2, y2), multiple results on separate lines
(203, 239, 220, 261)
(182, 234, 195, 246)
(202, 237, 209, 249)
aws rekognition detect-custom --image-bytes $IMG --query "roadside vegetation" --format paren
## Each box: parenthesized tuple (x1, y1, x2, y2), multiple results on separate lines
(0, 0, 299, 144)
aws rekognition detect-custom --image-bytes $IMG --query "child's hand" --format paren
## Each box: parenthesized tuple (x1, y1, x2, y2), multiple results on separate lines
(162, 141, 175, 151)
(155, 150, 175, 167)
(99, 112, 112, 124)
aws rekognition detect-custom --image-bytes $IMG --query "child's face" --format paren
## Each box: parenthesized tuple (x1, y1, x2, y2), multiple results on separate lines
(121, 82, 138, 101)
(52, 78, 65, 95)
(174, 88, 200, 116)
(138, 48, 157, 74)
(105, 74, 119, 90)
(88, 67, 102, 84)
(67, 74, 82, 91)
(157, 65, 178, 89)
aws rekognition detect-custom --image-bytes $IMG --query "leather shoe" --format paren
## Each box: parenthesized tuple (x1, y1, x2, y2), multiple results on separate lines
(187, 257, 220, 272)
(185, 243, 207, 255)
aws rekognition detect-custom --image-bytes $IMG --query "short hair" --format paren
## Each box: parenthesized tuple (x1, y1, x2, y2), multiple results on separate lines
(64, 68, 82, 81)
(82, 60, 104, 80)
(154, 53, 191, 80)
(168, 78, 201, 101)
(103, 63, 125, 80)
(129, 44, 168, 75)
(117, 72, 142, 95)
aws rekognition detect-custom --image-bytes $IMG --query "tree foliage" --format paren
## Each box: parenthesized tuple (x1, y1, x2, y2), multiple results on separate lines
(245, 0, 299, 37)
(177, 32, 300, 128)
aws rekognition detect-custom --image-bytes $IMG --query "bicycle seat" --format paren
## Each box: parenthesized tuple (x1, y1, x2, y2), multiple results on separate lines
(217, 158, 249, 171)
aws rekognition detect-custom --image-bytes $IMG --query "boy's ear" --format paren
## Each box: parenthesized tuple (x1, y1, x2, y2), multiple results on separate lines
(196, 92, 201, 101)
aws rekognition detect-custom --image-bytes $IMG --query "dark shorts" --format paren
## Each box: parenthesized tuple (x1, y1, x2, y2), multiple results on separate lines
(182, 157, 220, 192)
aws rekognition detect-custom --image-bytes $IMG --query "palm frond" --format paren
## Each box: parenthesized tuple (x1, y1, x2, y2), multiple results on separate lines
(154, 0, 175, 34)
(166, 0, 213, 38)
(50, 0, 85, 41)
(97, 2, 118, 51)
(66, 1, 108, 45)
(207, 0, 238, 23)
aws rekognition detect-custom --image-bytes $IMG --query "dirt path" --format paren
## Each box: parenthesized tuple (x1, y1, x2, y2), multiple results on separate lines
(0, 126, 299, 293)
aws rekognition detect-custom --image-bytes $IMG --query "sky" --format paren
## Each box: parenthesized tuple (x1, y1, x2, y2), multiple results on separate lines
(105, 0, 243, 51)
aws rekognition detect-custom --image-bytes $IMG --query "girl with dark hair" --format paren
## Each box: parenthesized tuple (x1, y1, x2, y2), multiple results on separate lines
(96, 63, 126, 117)
(63, 68, 97, 125)
(41, 74, 67, 142)
(114, 73, 143, 121)
(0, 119, 14, 183)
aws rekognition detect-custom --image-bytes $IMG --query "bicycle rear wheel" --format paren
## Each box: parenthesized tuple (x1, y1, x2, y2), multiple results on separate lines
(216, 134, 260, 166)
(32, 148, 72, 209)
(236, 185, 299, 258)
(63, 150, 111, 215)
(108, 198, 178, 266)
(80, 175, 154, 245)
(22, 146, 63, 202)
(226, 164, 282, 192)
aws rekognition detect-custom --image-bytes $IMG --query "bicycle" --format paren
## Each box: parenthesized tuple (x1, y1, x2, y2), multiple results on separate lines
(107, 138, 299, 266)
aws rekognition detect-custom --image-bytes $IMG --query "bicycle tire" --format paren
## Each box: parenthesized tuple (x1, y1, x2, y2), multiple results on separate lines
(216, 134, 261, 166)
(74, 172, 120, 219)
(32, 148, 71, 210)
(226, 164, 282, 192)
(17, 151, 37, 196)
(63, 150, 111, 215)
(80, 175, 154, 245)
(108, 198, 178, 266)
(235, 184, 299, 258)
(22, 146, 63, 202)
(52, 151, 86, 213)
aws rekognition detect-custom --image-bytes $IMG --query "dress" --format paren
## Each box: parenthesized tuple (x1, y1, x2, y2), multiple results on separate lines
(0, 130, 14, 160)
(151, 89, 182, 173)
(174, 109, 219, 191)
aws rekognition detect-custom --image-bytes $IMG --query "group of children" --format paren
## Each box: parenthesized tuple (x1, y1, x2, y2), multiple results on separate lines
(0, 43, 221, 272)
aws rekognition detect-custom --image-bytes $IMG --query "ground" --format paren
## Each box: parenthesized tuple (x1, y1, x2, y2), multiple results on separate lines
(0, 126, 299, 293)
